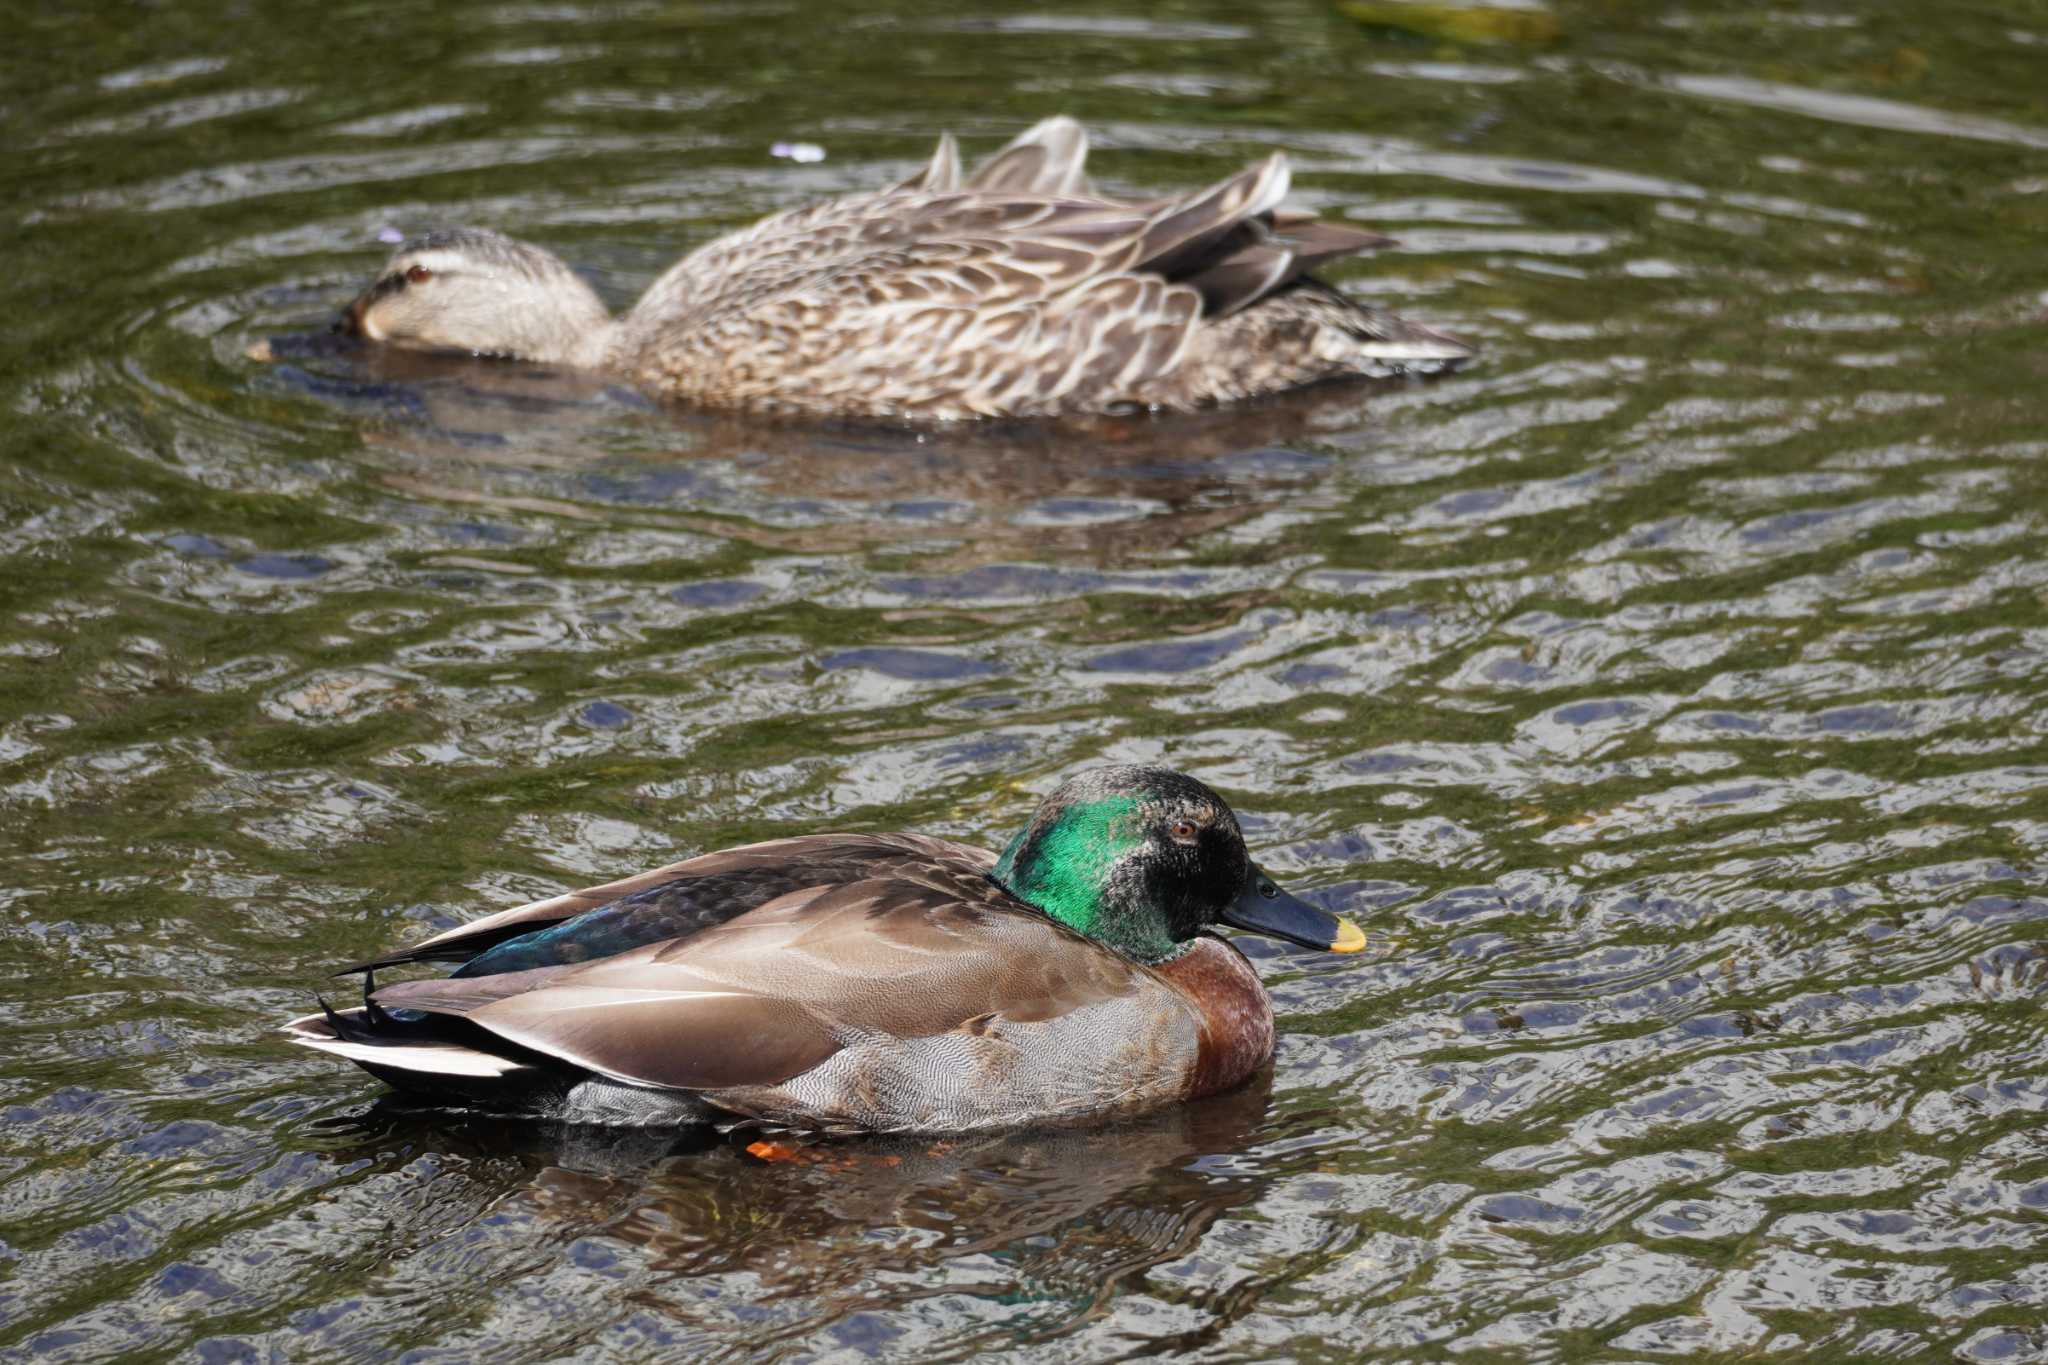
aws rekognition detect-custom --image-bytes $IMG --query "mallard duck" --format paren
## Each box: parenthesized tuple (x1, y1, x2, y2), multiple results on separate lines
(282, 765, 1365, 1132)
(335, 117, 1470, 420)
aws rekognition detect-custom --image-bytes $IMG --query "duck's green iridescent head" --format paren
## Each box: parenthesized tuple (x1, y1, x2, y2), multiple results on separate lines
(991, 765, 1365, 965)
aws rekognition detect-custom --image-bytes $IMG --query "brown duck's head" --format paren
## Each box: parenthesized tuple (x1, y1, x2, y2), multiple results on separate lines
(991, 764, 1366, 965)
(338, 228, 613, 368)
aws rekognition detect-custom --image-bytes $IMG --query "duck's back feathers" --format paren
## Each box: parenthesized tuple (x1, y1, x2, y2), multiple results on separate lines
(348, 832, 986, 973)
(965, 115, 1091, 196)
(615, 121, 1463, 418)
(893, 131, 962, 193)
(1180, 213, 1397, 319)
(289, 845, 1208, 1132)
(373, 873, 1152, 1080)
(896, 117, 1088, 197)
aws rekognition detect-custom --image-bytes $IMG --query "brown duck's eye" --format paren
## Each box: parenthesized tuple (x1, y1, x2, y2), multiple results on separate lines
(1170, 819, 1199, 842)
(405, 264, 433, 285)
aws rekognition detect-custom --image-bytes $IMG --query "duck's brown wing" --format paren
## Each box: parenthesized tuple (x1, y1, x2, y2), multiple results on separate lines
(890, 131, 962, 193)
(348, 832, 995, 973)
(370, 874, 1206, 1130)
(963, 115, 1092, 196)
(628, 137, 1396, 418)
(889, 116, 1090, 197)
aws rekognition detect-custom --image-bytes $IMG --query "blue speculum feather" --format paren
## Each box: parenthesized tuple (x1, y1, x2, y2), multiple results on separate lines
(453, 903, 652, 976)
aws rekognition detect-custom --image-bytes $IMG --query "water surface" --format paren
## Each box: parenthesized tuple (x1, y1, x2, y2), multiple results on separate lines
(4, 0, 2048, 1360)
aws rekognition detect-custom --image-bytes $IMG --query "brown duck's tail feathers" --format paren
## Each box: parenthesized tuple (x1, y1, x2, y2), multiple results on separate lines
(894, 131, 963, 193)
(1184, 218, 1402, 318)
(1137, 153, 1292, 278)
(1157, 285, 1473, 405)
(1344, 312, 1477, 367)
(966, 116, 1092, 196)
(1273, 216, 1399, 265)
(1282, 286, 1475, 375)
(1183, 246, 1299, 318)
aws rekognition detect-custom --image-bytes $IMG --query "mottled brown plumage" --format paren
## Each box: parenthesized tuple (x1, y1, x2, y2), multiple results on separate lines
(337, 117, 1471, 420)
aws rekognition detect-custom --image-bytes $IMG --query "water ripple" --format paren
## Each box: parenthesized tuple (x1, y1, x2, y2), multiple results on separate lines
(4, 1, 2047, 1360)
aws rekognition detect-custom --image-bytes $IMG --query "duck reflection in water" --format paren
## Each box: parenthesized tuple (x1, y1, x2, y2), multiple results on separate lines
(317, 1073, 1287, 1327)
(262, 332, 1423, 568)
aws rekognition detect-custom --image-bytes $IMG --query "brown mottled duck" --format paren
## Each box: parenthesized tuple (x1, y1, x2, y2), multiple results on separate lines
(336, 117, 1471, 420)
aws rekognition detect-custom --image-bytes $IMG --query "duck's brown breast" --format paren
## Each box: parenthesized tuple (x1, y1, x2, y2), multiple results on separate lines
(1154, 935, 1276, 1099)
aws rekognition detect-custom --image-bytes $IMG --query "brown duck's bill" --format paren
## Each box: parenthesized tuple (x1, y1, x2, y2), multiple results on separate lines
(1221, 868, 1366, 953)
(334, 295, 371, 337)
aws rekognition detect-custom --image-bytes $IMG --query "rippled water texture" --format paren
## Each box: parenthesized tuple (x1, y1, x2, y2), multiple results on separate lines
(6, 1, 2048, 1360)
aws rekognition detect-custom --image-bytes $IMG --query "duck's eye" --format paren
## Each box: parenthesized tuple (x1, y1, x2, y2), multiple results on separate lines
(405, 264, 433, 285)
(1170, 819, 1198, 843)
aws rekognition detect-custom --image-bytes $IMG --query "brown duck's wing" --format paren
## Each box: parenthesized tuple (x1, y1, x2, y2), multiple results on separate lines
(370, 871, 1186, 1107)
(631, 137, 1204, 320)
(350, 833, 995, 972)
(628, 143, 1400, 418)
(890, 131, 962, 193)
(865, 154, 1293, 310)
(779, 263, 1208, 418)
(1182, 216, 1398, 318)
(631, 195, 1210, 418)
(964, 115, 1091, 197)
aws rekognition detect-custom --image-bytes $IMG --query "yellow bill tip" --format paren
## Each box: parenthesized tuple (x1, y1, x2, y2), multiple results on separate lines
(1329, 916, 1368, 953)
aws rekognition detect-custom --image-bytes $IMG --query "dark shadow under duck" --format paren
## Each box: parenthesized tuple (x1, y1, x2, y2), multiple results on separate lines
(332, 117, 1471, 421)
(283, 766, 1365, 1133)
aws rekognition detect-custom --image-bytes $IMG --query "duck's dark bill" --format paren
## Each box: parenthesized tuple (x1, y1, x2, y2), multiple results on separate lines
(1221, 869, 1366, 953)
